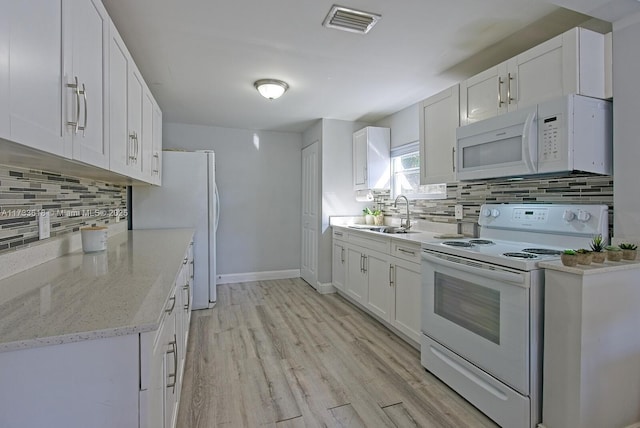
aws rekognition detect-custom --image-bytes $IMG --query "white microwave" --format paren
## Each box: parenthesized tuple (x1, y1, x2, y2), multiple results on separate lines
(456, 94, 612, 181)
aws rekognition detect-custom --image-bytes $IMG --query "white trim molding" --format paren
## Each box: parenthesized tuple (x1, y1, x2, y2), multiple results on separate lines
(217, 269, 301, 284)
(316, 282, 336, 294)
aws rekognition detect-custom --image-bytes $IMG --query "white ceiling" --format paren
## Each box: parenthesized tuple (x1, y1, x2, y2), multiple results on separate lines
(102, 0, 615, 133)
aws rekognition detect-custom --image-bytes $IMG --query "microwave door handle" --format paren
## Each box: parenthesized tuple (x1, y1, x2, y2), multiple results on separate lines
(522, 111, 537, 174)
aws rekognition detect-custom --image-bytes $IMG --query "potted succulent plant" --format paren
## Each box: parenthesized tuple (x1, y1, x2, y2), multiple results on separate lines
(561, 249, 578, 267)
(605, 245, 623, 262)
(363, 207, 376, 225)
(590, 234, 606, 263)
(620, 243, 638, 260)
(575, 248, 593, 265)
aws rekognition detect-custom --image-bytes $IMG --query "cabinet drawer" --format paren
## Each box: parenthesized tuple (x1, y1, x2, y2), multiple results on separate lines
(391, 241, 421, 263)
(348, 231, 390, 253)
(332, 228, 348, 241)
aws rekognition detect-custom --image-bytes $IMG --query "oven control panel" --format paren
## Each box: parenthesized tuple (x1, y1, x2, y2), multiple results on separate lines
(512, 208, 548, 222)
(478, 203, 609, 239)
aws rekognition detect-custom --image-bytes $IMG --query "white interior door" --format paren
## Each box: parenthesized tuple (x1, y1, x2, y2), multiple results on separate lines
(301, 141, 319, 288)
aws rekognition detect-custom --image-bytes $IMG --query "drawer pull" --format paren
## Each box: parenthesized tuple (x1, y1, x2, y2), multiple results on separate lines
(165, 295, 176, 314)
(166, 335, 178, 392)
(398, 248, 416, 256)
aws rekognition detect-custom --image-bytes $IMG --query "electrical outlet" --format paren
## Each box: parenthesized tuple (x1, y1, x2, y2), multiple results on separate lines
(38, 212, 51, 240)
(454, 204, 464, 220)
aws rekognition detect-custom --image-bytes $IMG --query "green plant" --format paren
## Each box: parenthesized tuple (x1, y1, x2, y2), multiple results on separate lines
(590, 234, 604, 252)
(619, 243, 638, 250)
(576, 248, 592, 254)
(563, 249, 576, 255)
(605, 245, 621, 251)
(363, 207, 381, 216)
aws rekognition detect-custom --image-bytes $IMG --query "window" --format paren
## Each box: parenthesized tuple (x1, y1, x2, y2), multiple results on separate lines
(391, 142, 446, 199)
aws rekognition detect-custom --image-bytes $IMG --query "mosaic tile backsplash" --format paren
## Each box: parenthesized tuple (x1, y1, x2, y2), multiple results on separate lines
(0, 164, 127, 254)
(377, 173, 614, 237)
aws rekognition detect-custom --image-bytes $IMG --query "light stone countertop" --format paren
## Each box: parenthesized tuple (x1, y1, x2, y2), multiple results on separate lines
(0, 229, 194, 353)
(539, 258, 640, 275)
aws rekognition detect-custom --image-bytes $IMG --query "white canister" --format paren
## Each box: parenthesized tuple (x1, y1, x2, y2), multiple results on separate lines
(80, 226, 108, 253)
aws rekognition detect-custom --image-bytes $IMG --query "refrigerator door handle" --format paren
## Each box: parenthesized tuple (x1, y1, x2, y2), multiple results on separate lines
(215, 185, 220, 232)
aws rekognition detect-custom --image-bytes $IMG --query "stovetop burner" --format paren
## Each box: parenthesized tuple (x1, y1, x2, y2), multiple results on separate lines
(503, 252, 538, 259)
(469, 239, 494, 245)
(442, 241, 474, 248)
(522, 248, 563, 255)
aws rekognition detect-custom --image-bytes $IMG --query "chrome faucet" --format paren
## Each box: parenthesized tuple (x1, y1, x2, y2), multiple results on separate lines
(394, 195, 411, 230)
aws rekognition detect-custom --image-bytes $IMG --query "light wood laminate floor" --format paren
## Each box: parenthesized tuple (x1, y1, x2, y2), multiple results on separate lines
(177, 278, 498, 427)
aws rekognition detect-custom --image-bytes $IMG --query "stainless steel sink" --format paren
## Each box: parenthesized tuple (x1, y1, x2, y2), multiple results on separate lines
(348, 225, 416, 234)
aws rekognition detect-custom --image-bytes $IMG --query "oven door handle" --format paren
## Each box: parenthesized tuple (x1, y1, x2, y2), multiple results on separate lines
(422, 252, 526, 286)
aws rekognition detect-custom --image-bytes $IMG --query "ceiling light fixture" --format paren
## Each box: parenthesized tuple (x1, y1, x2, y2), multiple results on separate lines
(254, 79, 289, 100)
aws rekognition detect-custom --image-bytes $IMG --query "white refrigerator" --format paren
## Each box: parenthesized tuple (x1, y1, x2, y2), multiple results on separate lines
(132, 150, 219, 309)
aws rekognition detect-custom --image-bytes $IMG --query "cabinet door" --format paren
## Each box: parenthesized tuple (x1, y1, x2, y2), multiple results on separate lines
(128, 64, 145, 178)
(507, 32, 564, 112)
(64, 0, 109, 168)
(108, 23, 131, 175)
(346, 247, 367, 303)
(365, 251, 392, 322)
(141, 89, 154, 180)
(459, 64, 507, 125)
(353, 128, 368, 189)
(151, 102, 163, 185)
(0, 2, 9, 139)
(332, 241, 346, 292)
(163, 296, 179, 428)
(9, 0, 68, 156)
(419, 85, 459, 185)
(391, 258, 422, 344)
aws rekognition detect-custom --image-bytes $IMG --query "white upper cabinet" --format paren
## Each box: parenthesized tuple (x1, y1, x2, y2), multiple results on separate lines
(0, 5, 9, 140)
(108, 21, 160, 184)
(419, 85, 459, 185)
(63, 0, 110, 168)
(460, 27, 608, 126)
(6, 0, 69, 157)
(353, 126, 390, 190)
(108, 22, 131, 177)
(151, 102, 163, 185)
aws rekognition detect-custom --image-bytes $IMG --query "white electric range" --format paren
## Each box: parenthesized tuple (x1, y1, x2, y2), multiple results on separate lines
(420, 203, 609, 428)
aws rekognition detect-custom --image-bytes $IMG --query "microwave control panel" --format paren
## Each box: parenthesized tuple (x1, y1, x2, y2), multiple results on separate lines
(541, 114, 562, 161)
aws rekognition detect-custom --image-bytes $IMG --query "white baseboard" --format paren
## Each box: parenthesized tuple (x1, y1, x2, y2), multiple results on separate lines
(218, 269, 301, 284)
(316, 282, 336, 294)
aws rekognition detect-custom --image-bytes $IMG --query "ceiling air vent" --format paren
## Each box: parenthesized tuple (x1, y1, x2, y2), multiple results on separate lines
(322, 5, 381, 34)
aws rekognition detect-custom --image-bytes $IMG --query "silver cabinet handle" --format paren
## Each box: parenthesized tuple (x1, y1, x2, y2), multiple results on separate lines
(398, 248, 416, 256)
(80, 83, 87, 136)
(507, 73, 514, 104)
(66, 76, 80, 134)
(165, 295, 176, 314)
(389, 264, 394, 287)
(134, 132, 139, 161)
(189, 260, 194, 279)
(152, 153, 160, 174)
(451, 147, 456, 172)
(183, 258, 188, 265)
(183, 284, 190, 310)
(497, 76, 505, 107)
(166, 335, 177, 392)
(128, 133, 136, 161)
(340, 247, 345, 264)
(362, 255, 367, 273)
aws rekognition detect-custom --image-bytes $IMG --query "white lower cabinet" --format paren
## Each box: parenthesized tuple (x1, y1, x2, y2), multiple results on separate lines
(390, 256, 422, 344)
(364, 250, 392, 322)
(332, 233, 347, 292)
(333, 227, 422, 347)
(0, 241, 193, 428)
(346, 247, 369, 304)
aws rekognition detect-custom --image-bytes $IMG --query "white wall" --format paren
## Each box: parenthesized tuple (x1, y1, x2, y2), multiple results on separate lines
(374, 103, 419, 148)
(612, 12, 640, 243)
(163, 122, 302, 276)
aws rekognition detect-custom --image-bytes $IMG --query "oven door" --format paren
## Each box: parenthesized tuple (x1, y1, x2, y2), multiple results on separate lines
(421, 250, 530, 394)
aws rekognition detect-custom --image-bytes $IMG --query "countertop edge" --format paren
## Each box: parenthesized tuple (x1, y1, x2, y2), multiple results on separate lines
(539, 259, 640, 275)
